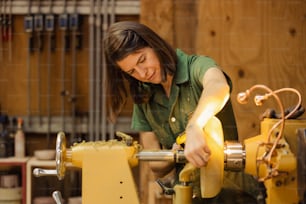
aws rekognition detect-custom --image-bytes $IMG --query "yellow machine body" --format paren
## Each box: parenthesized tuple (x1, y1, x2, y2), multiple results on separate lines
(174, 116, 224, 202)
(172, 184, 193, 204)
(70, 140, 140, 204)
(244, 118, 306, 204)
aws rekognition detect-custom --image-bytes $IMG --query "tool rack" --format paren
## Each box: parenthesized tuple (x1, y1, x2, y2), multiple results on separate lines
(1, 0, 139, 15)
(0, 0, 140, 136)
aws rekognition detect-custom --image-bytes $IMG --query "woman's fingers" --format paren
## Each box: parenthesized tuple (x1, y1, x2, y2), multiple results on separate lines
(185, 147, 211, 167)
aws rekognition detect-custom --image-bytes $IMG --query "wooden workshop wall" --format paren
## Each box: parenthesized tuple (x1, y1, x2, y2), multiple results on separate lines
(0, 15, 87, 116)
(0, 15, 138, 118)
(195, 0, 306, 139)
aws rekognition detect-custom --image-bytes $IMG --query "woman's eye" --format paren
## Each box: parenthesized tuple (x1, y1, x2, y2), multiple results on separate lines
(128, 69, 135, 75)
(139, 55, 145, 63)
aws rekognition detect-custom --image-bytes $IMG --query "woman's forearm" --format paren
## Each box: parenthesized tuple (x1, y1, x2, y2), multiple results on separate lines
(184, 67, 230, 167)
(188, 67, 230, 129)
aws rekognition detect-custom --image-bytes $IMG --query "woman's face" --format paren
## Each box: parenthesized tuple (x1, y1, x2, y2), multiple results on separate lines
(117, 47, 162, 84)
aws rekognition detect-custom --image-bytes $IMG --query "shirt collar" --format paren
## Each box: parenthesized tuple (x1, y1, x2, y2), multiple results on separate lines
(174, 49, 189, 84)
(146, 49, 190, 106)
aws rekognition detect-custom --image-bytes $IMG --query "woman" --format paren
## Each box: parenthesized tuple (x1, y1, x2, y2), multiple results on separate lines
(103, 21, 258, 203)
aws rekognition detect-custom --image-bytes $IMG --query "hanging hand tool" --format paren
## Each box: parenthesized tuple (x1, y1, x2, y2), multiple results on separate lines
(75, 19, 83, 50)
(69, 0, 79, 143)
(34, 0, 44, 126)
(59, 5, 70, 51)
(34, 0, 43, 52)
(99, 0, 110, 140)
(24, 0, 34, 52)
(59, 0, 69, 132)
(108, 0, 115, 138)
(0, 0, 4, 61)
(2, 0, 6, 60)
(45, 0, 55, 147)
(72, 4, 83, 51)
(2, 0, 8, 42)
(7, 0, 13, 61)
(88, 0, 95, 141)
(24, 0, 34, 127)
(68, 2, 81, 190)
(101, 0, 109, 140)
(95, 0, 102, 141)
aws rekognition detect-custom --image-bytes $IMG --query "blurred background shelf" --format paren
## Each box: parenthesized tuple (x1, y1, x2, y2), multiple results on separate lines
(26, 157, 81, 204)
(0, 157, 30, 204)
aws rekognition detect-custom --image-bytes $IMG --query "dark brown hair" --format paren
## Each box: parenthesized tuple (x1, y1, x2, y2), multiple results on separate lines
(103, 21, 177, 121)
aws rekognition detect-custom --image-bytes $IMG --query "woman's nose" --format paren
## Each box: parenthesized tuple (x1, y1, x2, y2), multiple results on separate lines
(136, 66, 148, 78)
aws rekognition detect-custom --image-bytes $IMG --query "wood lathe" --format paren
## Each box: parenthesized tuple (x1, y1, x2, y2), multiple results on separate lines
(33, 85, 306, 204)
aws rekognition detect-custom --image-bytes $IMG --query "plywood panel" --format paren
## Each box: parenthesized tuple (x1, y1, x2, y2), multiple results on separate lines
(196, 0, 306, 140)
(267, 0, 306, 102)
(173, 0, 197, 54)
(140, 0, 174, 45)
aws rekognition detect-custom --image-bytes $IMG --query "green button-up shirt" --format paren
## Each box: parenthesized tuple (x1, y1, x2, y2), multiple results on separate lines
(131, 49, 237, 149)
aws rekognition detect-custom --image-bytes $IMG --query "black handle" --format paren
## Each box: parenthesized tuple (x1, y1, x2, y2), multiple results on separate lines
(51, 33, 56, 52)
(29, 34, 35, 53)
(156, 179, 175, 195)
(65, 32, 70, 52)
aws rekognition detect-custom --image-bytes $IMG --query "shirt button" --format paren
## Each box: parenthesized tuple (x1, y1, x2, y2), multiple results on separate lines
(170, 117, 176, 123)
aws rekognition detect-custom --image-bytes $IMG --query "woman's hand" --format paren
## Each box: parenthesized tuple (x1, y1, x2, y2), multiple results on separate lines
(184, 123, 211, 168)
(172, 143, 182, 151)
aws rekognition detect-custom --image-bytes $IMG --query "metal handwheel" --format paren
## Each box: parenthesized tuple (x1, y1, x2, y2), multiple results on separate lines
(55, 131, 67, 180)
